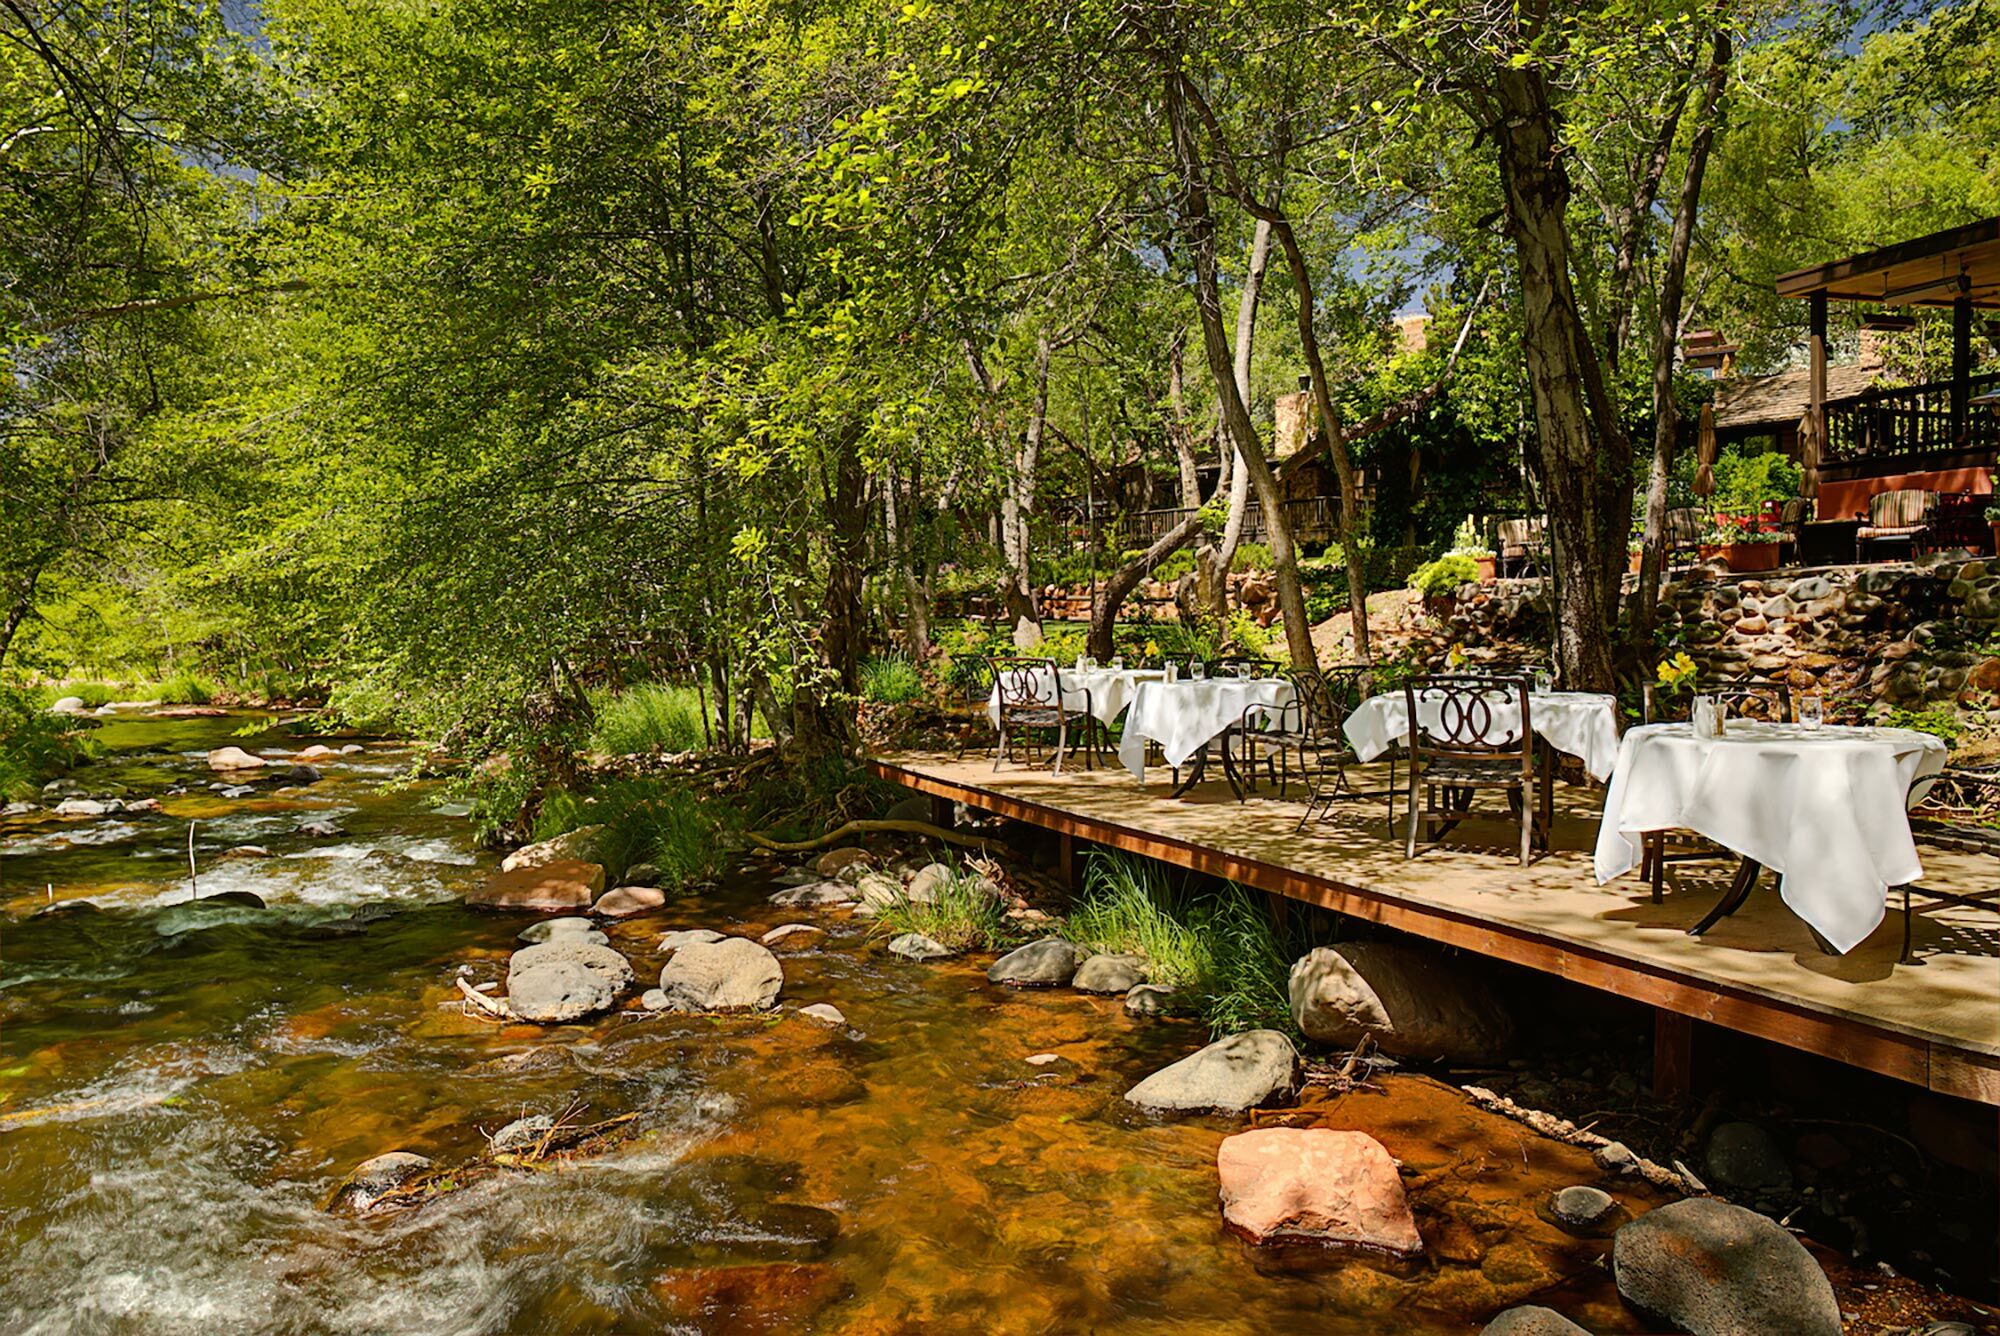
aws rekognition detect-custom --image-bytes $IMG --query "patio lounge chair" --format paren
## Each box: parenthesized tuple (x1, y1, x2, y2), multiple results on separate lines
(1855, 488, 1936, 561)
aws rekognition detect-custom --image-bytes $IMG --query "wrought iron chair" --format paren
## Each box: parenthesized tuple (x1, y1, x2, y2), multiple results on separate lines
(1665, 507, 1705, 568)
(991, 657, 1096, 774)
(1403, 675, 1546, 866)
(1636, 679, 1792, 903)
(1245, 665, 1398, 834)
(1774, 497, 1810, 566)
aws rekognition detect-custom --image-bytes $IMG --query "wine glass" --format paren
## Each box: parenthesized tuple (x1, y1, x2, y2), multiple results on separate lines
(1234, 662, 1252, 681)
(1533, 669, 1552, 695)
(1111, 655, 1125, 672)
(1190, 660, 1207, 682)
(1799, 693, 1823, 730)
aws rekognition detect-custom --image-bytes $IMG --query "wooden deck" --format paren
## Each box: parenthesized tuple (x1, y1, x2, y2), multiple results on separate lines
(870, 751, 2000, 1107)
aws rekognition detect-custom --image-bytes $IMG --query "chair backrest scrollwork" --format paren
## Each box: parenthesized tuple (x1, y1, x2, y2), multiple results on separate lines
(992, 657, 1064, 715)
(1405, 675, 1533, 772)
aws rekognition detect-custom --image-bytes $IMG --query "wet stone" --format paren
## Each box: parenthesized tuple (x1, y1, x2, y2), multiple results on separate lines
(658, 928, 726, 952)
(490, 1114, 555, 1154)
(656, 937, 783, 1012)
(769, 881, 857, 908)
(887, 932, 955, 961)
(1480, 1306, 1593, 1335)
(797, 1003, 846, 1027)
(1703, 1120, 1793, 1192)
(1072, 953, 1147, 994)
(1613, 1198, 1839, 1336)
(327, 1151, 431, 1213)
(987, 938, 1080, 987)
(762, 923, 824, 947)
(1123, 984, 1175, 1017)
(1550, 1185, 1618, 1234)
(518, 916, 606, 946)
(1125, 1030, 1297, 1113)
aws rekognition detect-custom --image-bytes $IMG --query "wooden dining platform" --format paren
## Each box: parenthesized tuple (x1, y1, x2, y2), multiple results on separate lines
(870, 751, 2000, 1109)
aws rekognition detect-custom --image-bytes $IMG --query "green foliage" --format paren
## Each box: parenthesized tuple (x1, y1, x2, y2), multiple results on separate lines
(1883, 706, 1964, 747)
(1230, 542, 1274, 572)
(48, 682, 121, 709)
(588, 684, 706, 756)
(1063, 856, 1215, 989)
(0, 687, 96, 800)
(532, 777, 736, 889)
(1710, 449, 1803, 512)
(868, 862, 1015, 952)
(151, 672, 221, 706)
(1408, 554, 1480, 598)
(858, 654, 925, 705)
(1148, 549, 1197, 583)
(1226, 612, 1273, 659)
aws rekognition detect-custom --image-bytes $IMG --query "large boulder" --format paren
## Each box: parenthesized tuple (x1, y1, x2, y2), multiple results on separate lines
(1216, 1127, 1421, 1254)
(500, 824, 607, 873)
(1702, 1121, 1792, 1192)
(656, 937, 784, 1012)
(206, 746, 268, 772)
(987, 938, 1080, 987)
(1288, 942, 1515, 1062)
(505, 939, 634, 1023)
(1073, 953, 1147, 994)
(1480, 1307, 1593, 1335)
(1612, 1198, 1840, 1336)
(1125, 1030, 1297, 1113)
(468, 859, 606, 913)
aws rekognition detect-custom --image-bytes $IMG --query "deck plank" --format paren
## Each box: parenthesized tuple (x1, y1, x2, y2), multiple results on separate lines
(870, 751, 2000, 1105)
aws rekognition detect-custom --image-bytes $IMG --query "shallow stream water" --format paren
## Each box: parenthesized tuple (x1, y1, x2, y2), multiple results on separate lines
(0, 711, 1781, 1333)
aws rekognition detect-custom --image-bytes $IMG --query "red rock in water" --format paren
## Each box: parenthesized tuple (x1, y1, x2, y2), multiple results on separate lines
(467, 859, 605, 913)
(1216, 1127, 1422, 1255)
(206, 745, 267, 771)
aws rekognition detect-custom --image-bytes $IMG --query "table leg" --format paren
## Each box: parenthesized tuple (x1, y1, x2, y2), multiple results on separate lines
(1688, 857, 1761, 936)
(1170, 749, 1207, 798)
(1219, 736, 1246, 800)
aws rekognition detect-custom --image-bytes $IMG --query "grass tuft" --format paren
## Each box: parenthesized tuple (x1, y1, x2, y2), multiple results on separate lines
(868, 861, 1015, 952)
(589, 683, 706, 756)
(533, 776, 735, 889)
(150, 671, 221, 705)
(858, 654, 925, 705)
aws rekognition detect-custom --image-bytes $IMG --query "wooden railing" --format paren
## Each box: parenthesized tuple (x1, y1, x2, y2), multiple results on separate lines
(1117, 496, 1354, 549)
(1824, 373, 2000, 467)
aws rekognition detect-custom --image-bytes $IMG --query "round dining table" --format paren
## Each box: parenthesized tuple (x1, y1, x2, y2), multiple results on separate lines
(1593, 721, 1949, 954)
(1343, 688, 1622, 782)
(1116, 676, 1297, 792)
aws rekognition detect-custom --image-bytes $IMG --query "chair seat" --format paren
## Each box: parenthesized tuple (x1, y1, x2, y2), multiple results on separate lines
(1001, 705, 1064, 726)
(1420, 756, 1526, 786)
(1856, 524, 1926, 540)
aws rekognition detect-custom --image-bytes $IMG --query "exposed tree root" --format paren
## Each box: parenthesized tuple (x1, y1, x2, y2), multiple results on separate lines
(747, 818, 1004, 857)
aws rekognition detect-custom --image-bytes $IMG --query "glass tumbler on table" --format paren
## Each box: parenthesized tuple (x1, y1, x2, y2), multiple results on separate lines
(1533, 669, 1552, 695)
(1799, 693, 1823, 730)
(1111, 655, 1125, 671)
(1190, 661, 1207, 682)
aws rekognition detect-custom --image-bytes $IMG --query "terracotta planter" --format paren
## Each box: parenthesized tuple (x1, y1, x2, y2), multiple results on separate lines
(1698, 543, 1722, 562)
(1721, 542, 1780, 573)
(1627, 549, 1643, 574)
(1474, 555, 1497, 582)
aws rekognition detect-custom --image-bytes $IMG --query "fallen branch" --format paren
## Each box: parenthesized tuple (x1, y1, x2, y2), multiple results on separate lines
(747, 818, 1004, 856)
(456, 977, 512, 1020)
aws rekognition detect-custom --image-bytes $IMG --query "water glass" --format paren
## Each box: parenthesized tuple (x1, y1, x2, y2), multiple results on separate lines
(1533, 669, 1552, 695)
(1190, 661, 1207, 681)
(1234, 663, 1252, 681)
(1164, 661, 1179, 684)
(1081, 655, 1097, 672)
(1692, 694, 1719, 739)
(1110, 655, 1125, 672)
(1799, 693, 1823, 730)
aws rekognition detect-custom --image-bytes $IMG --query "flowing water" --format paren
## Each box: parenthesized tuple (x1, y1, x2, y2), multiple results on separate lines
(0, 711, 1727, 1333)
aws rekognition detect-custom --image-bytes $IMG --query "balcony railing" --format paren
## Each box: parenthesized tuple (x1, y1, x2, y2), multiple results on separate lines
(1117, 496, 1354, 549)
(1824, 372, 2000, 467)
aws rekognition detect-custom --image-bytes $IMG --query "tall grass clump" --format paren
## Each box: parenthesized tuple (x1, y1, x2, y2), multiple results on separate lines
(532, 776, 735, 889)
(1062, 851, 1335, 1038)
(858, 654, 924, 705)
(869, 861, 1015, 952)
(150, 670, 221, 705)
(589, 683, 706, 756)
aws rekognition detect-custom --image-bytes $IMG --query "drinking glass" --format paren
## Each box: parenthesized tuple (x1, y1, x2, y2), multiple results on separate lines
(1234, 663, 1252, 681)
(1111, 655, 1125, 672)
(1081, 655, 1097, 672)
(1533, 669, 1552, 695)
(1799, 693, 1823, 730)
(1190, 661, 1207, 682)
(1164, 661, 1178, 684)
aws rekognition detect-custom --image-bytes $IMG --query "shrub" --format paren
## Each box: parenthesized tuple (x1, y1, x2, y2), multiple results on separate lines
(859, 654, 925, 704)
(533, 776, 735, 888)
(588, 683, 706, 756)
(869, 861, 1015, 951)
(1883, 706, 1963, 747)
(1408, 553, 1479, 598)
(1148, 548, 1196, 583)
(1711, 448, 1802, 512)
(1226, 611, 1273, 659)
(0, 685, 95, 799)
(1230, 541, 1274, 572)
(151, 671, 220, 705)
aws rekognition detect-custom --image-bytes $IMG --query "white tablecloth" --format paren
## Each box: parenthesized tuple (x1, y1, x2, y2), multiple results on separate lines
(1117, 678, 1297, 779)
(986, 666, 1163, 728)
(1344, 690, 1622, 782)
(1593, 722, 1949, 953)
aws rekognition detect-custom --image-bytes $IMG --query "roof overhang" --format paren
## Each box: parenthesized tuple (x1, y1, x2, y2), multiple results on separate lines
(1775, 216, 2000, 310)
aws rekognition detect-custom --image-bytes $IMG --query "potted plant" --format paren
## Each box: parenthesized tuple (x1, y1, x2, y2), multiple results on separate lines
(1627, 539, 1644, 575)
(1710, 515, 1782, 572)
(1448, 515, 1497, 582)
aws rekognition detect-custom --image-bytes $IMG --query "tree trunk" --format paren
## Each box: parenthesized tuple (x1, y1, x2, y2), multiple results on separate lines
(1487, 65, 1632, 691)
(1202, 211, 1276, 622)
(792, 422, 868, 763)
(1634, 33, 1731, 657)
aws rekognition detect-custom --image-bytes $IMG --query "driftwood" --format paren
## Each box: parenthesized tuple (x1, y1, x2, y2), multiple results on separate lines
(747, 818, 1003, 856)
(456, 977, 512, 1020)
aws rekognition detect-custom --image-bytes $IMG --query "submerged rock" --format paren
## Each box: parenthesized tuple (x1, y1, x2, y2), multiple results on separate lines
(769, 881, 858, 908)
(658, 928, 726, 952)
(986, 938, 1079, 987)
(814, 847, 873, 877)
(490, 1114, 556, 1155)
(500, 824, 607, 873)
(1216, 1127, 1421, 1255)
(887, 932, 955, 961)
(1125, 1030, 1297, 1113)
(593, 885, 667, 918)
(296, 817, 344, 838)
(798, 1003, 846, 1027)
(762, 923, 823, 947)
(468, 859, 605, 913)
(656, 937, 783, 1012)
(190, 890, 267, 908)
(1612, 1198, 1839, 1336)
(294, 744, 340, 762)
(1550, 1185, 1619, 1234)
(1072, 953, 1146, 994)
(52, 798, 109, 817)
(1480, 1307, 1593, 1335)
(518, 916, 606, 946)
(1288, 942, 1515, 1062)
(506, 940, 634, 1023)
(640, 988, 670, 1011)
(1123, 984, 1175, 1017)
(327, 1151, 431, 1212)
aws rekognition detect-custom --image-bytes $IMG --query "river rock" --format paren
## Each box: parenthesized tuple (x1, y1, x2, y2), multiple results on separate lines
(640, 988, 670, 1011)
(206, 746, 268, 772)
(1612, 1198, 1839, 1336)
(904, 862, 953, 901)
(762, 923, 823, 947)
(296, 817, 343, 838)
(49, 695, 87, 715)
(469, 859, 606, 913)
(518, 916, 606, 946)
(888, 932, 955, 961)
(1125, 1030, 1297, 1112)
(769, 881, 858, 908)
(1073, 953, 1147, 994)
(295, 744, 339, 762)
(1215, 1127, 1421, 1254)
(593, 885, 667, 918)
(340, 743, 364, 754)
(222, 844, 273, 859)
(1702, 1120, 1793, 1192)
(1288, 942, 1515, 1062)
(852, 871, 904, 910)
(1124, 984, 1175, 1017)
(52, 798, 109, 817)
(490, 1114, 555, 1154)
(658, 928, 725, 952)
(814, 847, 873, 877)
(622, 861, 662, 887)
(328, 1151, 432, 1212)
(505, 939, 633, 1023)
(500, 824, 607, 873)
(656, 937, 784, 1012)
(798, 1003, 846, 1027)
(1480, 1307, 1593, 1335)
(1550, 1185, 1619, 1233)
(987, 938, 1079, 987)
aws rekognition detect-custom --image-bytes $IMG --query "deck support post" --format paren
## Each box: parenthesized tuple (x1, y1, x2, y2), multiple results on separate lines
(930, 794, 955, 831)
(1653, 1009, 1696, 1104)
(1058, 830, 1078, 893)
